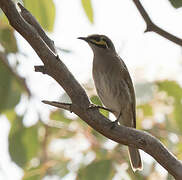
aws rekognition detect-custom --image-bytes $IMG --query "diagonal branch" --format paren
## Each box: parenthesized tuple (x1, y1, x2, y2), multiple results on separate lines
(0, 0, 182, 179)
(17, 3, 57, 55)
(132, 0, 182, 46)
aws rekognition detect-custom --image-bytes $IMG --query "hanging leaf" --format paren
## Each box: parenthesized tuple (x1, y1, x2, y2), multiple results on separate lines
(169, 0, 182, 8)
(81, 0, 94, 23)
(0, 27, 18, 53)
(77, 160, 113, 180)
(9, 115, 40, 168)
(0, 60, 21, 112)
(23, 0, 55, 31)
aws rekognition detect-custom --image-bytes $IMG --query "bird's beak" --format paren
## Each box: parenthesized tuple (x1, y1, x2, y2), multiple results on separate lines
(77, 37, 89, 42)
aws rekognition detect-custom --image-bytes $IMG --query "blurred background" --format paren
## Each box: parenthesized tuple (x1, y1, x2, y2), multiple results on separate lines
(0, 0, 182, 179)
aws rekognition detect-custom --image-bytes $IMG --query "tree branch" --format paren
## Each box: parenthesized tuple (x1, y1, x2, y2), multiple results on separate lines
(17, 3, 57, 55)
(132, 0, 182, 46)
(0, 0, 182, 179)
(42, 101, 72, 112)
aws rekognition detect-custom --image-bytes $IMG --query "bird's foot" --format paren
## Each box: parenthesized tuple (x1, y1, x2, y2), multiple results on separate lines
(110, 119, 119, 129)
(87, 104, 113, 113)
(110, 112, 122, 129)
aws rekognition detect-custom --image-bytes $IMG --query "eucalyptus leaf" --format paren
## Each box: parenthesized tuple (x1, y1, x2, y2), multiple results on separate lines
(90, 95, 102, 106)
(0, 60, 21, 112)
(77, 160, 113, 180)
(169, 0, 182, 8)
(0, 27, 18, 53)
(90, 95, 109, 117)
(81, 0, 94, 23)
(23, 0, 55, 31)
(9, 115, 40, 167)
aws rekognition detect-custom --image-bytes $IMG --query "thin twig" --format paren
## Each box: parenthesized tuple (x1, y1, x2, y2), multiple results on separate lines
(132, 0, 182, 46)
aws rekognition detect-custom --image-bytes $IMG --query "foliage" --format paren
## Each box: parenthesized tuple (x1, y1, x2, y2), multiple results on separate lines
(81, 0, 94, 23)
(0, 25, 17, 53)
(23, 0, 55, 32)
(8, 113, 40, 168)
(0, 60, 21, 112)
(169, 0, 182, 8)
(77, 160, 114, 180)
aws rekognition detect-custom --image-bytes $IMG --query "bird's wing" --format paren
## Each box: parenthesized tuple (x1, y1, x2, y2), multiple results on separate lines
(119, 56, 136, 128)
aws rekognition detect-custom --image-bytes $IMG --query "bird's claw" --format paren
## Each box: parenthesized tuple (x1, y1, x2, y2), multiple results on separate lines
(87, 104, 113, 113)
(110, 119, 119, 129)
(69, 104, 73, 113)
(87, 104, 99, 110)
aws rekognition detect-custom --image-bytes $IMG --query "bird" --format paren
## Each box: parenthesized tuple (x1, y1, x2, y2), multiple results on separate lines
(78, 34, 142, 171)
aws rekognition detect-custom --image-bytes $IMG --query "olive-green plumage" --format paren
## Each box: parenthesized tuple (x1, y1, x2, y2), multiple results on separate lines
(79, 34, 142, 171)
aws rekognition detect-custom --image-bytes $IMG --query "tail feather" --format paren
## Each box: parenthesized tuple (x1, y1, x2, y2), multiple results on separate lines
(128, 147, 143, 172)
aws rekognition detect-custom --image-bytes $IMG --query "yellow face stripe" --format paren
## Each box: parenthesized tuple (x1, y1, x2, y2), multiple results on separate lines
(90, 39, 107, 46)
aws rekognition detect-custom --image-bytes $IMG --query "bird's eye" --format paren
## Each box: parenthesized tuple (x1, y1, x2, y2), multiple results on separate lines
(101, 38, 106, 42)
(94, 37, 100, 42)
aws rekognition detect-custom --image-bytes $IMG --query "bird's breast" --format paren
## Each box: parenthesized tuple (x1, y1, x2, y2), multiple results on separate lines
(92, 67, 122, 113)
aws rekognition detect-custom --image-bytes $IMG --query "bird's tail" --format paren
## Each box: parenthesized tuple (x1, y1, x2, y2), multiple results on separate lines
(128, 147, 143, 172)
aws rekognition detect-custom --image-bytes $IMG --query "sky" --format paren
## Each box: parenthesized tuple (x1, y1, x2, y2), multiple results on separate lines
(0, 0, 182, 179)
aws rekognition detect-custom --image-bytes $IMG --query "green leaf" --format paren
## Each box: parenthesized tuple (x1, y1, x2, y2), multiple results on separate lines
(9, 115, 40, 167)
(23, 0, 55, 32)
(77, 160, 113, 180)
(0, 12, 9, 26)
(169, 0, 182, 8)
(5, 110, 17, 124)
(0, 27, 18, 53)
(81, 0, 94, 23)
(23, 166, 41, 180)
(0, 60, 21, 112)
(90, 95, 109, 117)
(90, 95, 102, 106)
(100, 108, 109, 118)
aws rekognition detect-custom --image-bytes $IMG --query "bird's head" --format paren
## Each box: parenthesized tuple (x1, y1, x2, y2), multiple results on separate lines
(78, 34, 116, 54)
